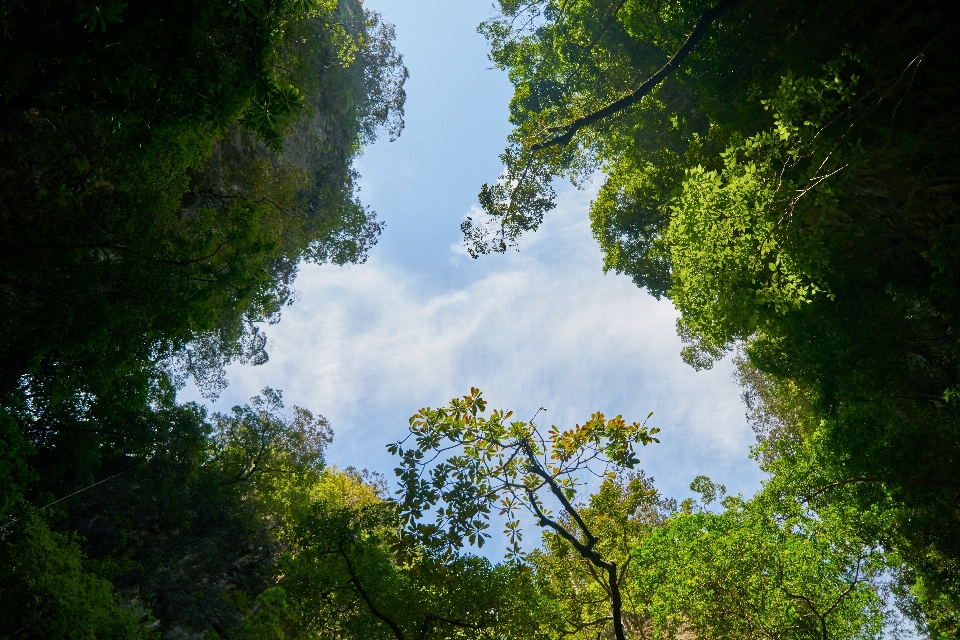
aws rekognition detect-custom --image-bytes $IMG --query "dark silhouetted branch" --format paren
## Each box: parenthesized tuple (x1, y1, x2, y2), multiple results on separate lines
(533, 0, 742, 150)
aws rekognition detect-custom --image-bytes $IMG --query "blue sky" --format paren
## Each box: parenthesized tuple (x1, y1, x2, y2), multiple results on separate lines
(185, 0, 764, 550)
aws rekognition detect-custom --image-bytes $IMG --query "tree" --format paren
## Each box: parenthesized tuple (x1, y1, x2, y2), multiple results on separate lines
(0, 0, 408, 402)
(525, 471, 895, 640)
(464, 0, 754, 262)
(631, 479, 893, 640)
(253, 468, 547, 640)
(473, 1, 960, 630)
(735, 356, 960, 638)
(0, 1, 408, 598)
(0, 509, 150, 640)
(0, 388, 331, 639)
(1, 385, 546, 639)
(389, 388, 660, 640)
(528, 471, 676, 639)
(389, 390, 905, 640)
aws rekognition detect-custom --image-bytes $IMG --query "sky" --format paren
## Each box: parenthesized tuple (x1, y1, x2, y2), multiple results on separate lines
(184, 0, 765, 550)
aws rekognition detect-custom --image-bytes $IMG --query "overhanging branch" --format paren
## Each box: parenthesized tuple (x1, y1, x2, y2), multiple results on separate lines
(532, 0, 742, 150)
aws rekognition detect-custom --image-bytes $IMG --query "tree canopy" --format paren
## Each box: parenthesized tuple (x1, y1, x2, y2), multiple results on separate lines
(3, 0, 959, 637)
(389, 390, 909, 640)
(470, 0, 960, 633)
(0, 0, 405, 532)
(0, 0, 406, 402)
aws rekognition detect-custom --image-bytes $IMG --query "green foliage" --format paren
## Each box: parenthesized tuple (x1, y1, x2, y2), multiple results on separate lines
(528, 472, 675, 639)
(390, 389, 663, 640)
(1, 386, 546, 639)
(632, 482, 892, 640)
(0, 0, 406, 404)
(0, 3, 409, 628)
(512, 463, 899, 640)
(589, 154, 682, 298)
(1, 393, 288, 638)
(667, 61, 859, 363)
(250, 468, 547, 640)
(0, 510, 149, 639)
(0, 409, 33, 520)
(513, 459, 903, 640)
(477, 0, 960, 630)
(737, 359, 960, 638)
(390, 388, 658, 556)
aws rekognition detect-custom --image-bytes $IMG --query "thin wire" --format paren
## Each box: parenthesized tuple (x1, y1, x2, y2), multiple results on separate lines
(0, 467, 135, 532)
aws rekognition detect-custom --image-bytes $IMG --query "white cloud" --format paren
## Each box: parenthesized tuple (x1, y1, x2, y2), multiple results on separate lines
(190, 183, 763, 510)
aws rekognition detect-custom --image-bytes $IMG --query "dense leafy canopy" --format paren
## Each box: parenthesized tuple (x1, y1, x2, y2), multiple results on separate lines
(0, 1, 421, 637)
(3, 0, 959, 637)
(389, 390, 913, 640)
(2, 389, 542, 639)
(0, 0, 405, 402)
(0, 0, 405, 523)
(472, 0, 960, 633)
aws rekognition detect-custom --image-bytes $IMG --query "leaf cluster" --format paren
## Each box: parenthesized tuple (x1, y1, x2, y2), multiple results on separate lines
(389, 388, 658, 557)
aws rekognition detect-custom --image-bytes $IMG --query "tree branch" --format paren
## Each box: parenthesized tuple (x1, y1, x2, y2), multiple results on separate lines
(521, 439, 600, 551)
(339, 544, 406, 640)
(526, 490, 602, 564)
(532, 0, 742, 150)
(822, 555, 863, 620)
(559, 615, 614, 636)
(518, 439, 626, 640)
(807, 475, 960, 500)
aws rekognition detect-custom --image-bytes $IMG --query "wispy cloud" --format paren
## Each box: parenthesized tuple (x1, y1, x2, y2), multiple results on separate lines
(189, 184, 762, 506)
